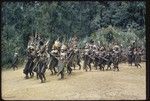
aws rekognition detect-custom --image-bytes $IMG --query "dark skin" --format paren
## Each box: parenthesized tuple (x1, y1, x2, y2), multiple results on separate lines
(23, 49, 35, 79)
(57, 59, 65, 79)
(11, 53, 19, 71)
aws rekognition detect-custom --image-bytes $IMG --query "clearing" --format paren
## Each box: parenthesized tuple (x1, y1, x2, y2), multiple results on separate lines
(2, 62, 146, 100)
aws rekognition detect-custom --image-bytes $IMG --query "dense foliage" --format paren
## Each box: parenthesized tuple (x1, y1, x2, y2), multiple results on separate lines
(1, 1, 145, 68)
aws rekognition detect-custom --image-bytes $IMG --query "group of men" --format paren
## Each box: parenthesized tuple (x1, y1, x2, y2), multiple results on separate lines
(11, 33, 144, 83)
(82, 40, 144, 72)
(22, 34, 82, 83)
(127, 41, 144, 68)
(82, 42, 120, 71)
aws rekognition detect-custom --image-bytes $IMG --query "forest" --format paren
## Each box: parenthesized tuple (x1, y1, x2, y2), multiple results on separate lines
(1, 1, 146, 68)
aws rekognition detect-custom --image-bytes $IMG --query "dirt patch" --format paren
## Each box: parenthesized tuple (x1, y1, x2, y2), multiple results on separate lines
(2, 63, 146, 100)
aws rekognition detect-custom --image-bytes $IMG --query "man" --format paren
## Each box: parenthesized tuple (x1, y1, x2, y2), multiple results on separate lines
(23, 46, 35, 79)
(57, 51, 66, 79)
(134, 48, 142, 68)
(83, 46, 92, 71)
(52, 43, 67, 79)
(73, 45, 81, 70)
(11, 52, 19, 71)
(93, 47, 100, 70)
(33, 50, 40, 79)
(98, 47, 107, 71)
(112, 47, 120, 71)
(127, 46, 134, 66)
(66, 48, 75, 74)
(37, 51, 48, 83)
(105, 49, 113, 70)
